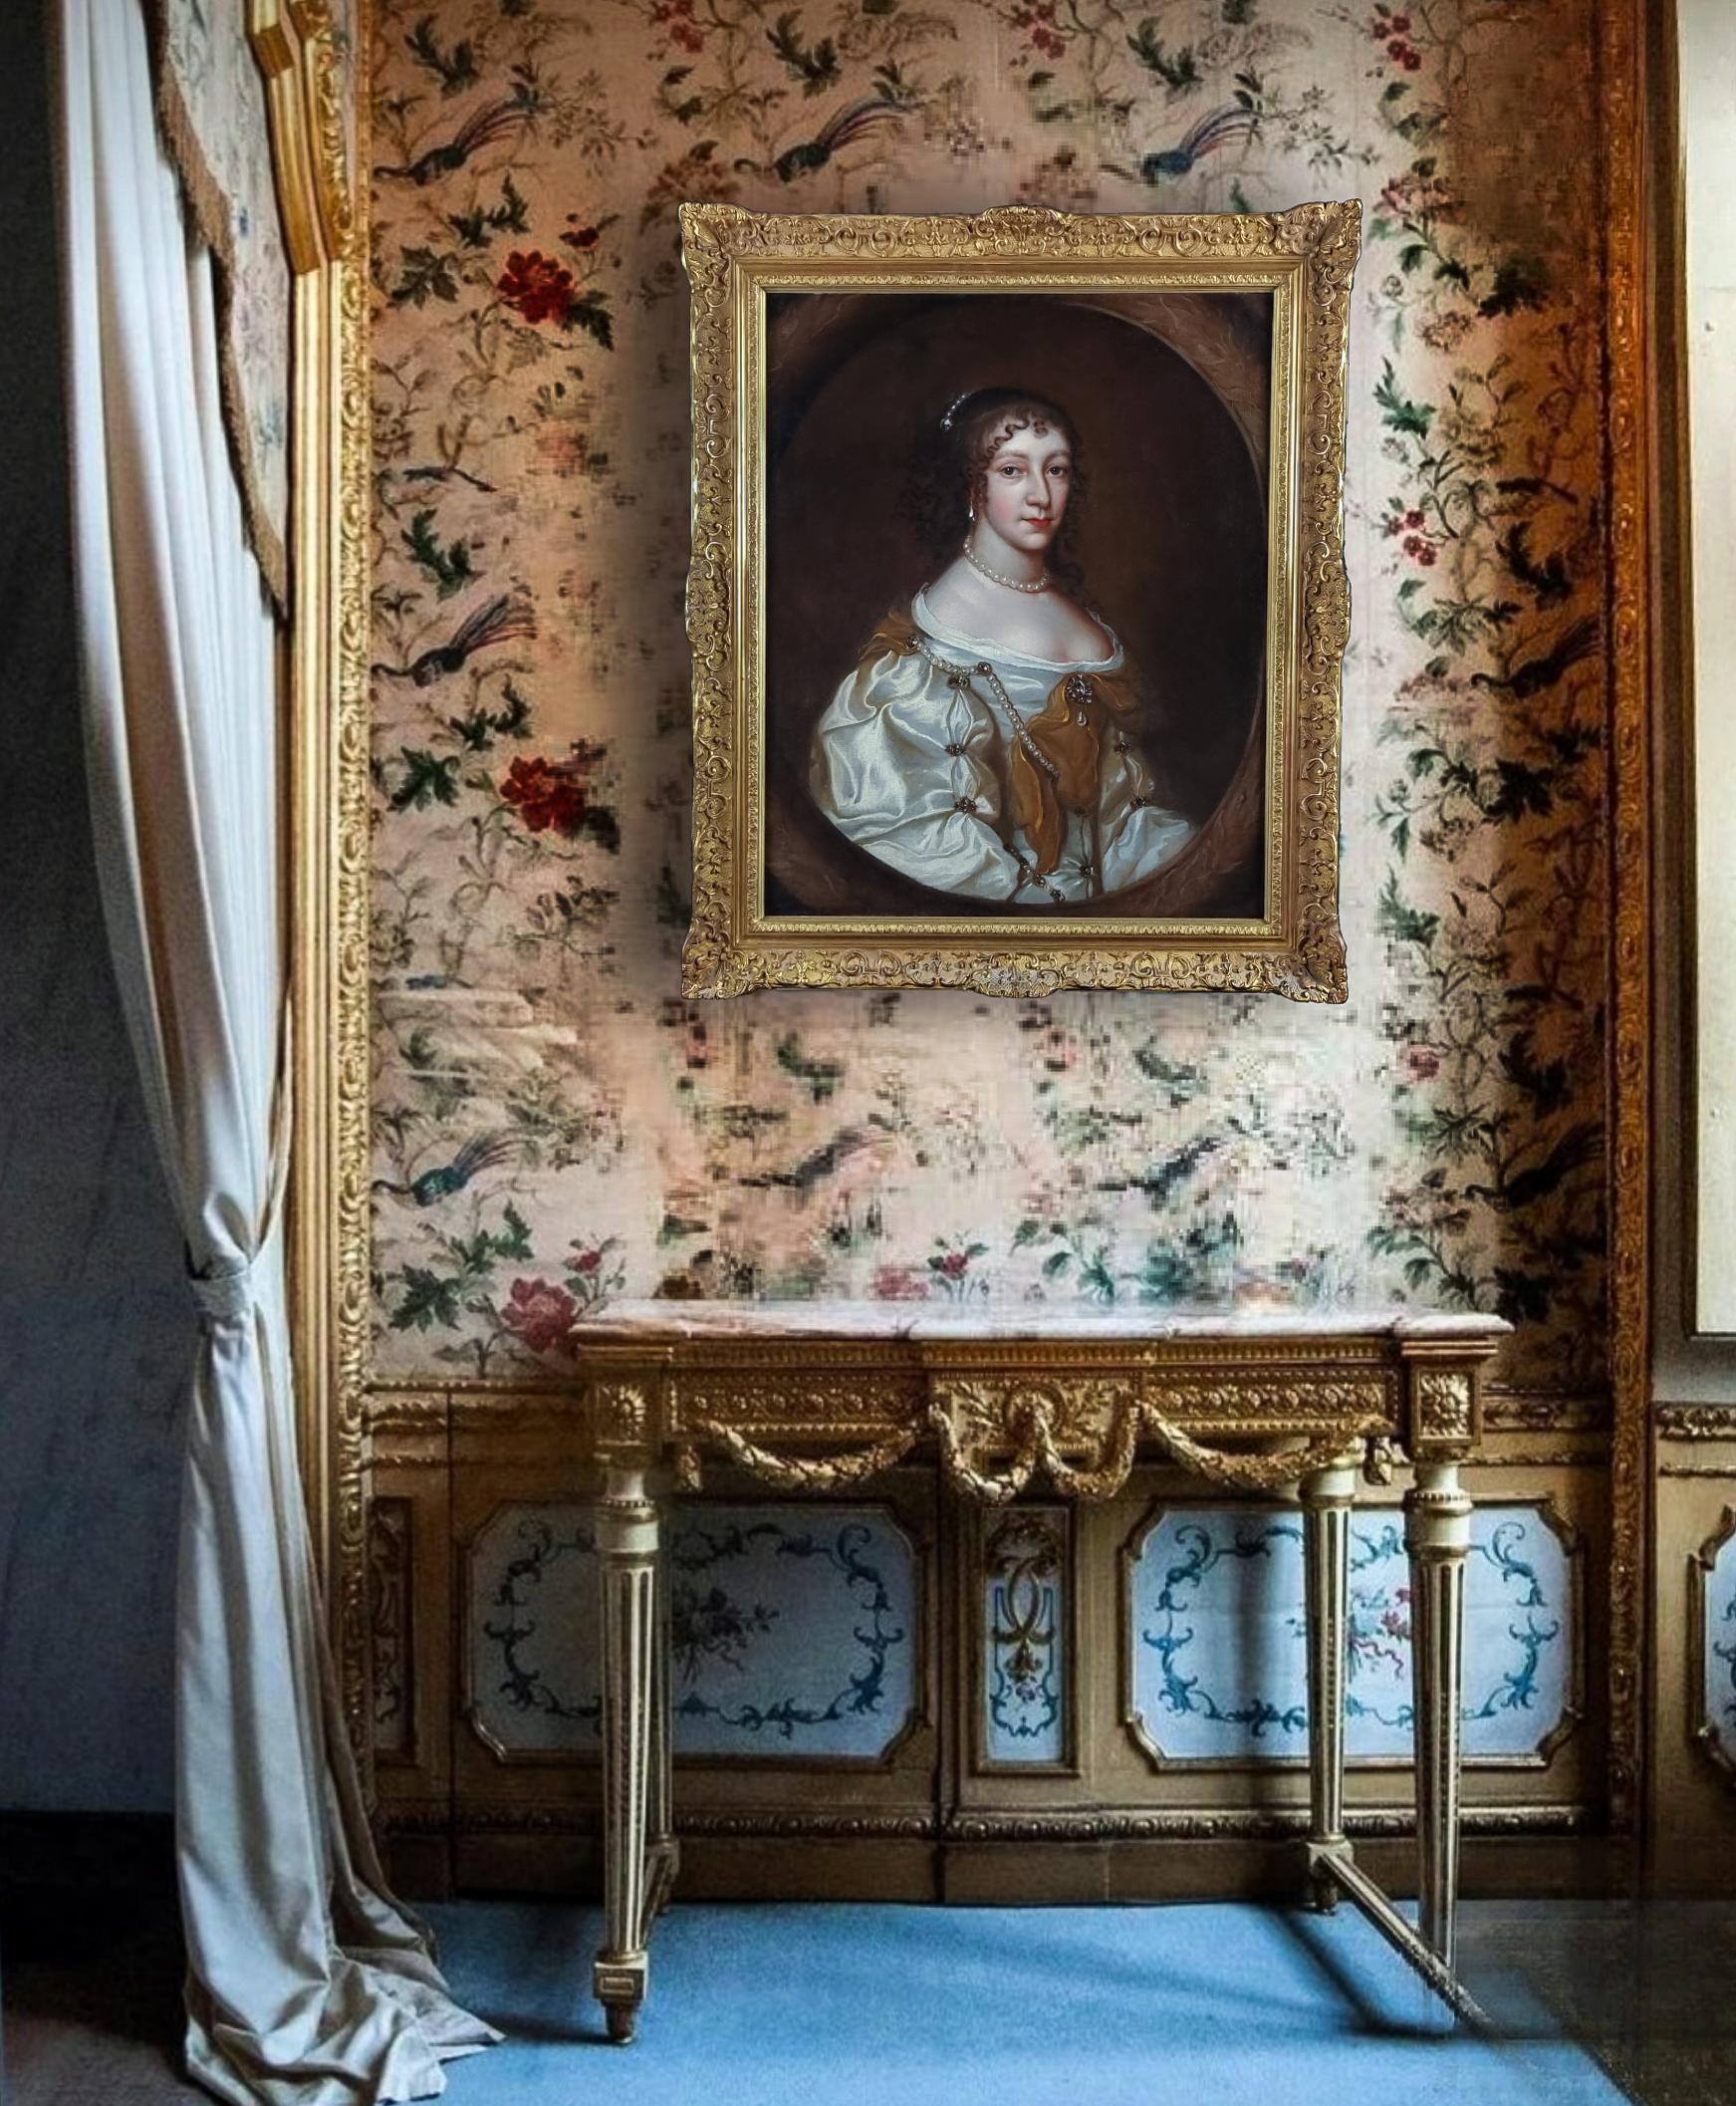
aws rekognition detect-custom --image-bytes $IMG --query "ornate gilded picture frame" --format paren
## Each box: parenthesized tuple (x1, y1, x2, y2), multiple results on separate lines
(680, 201, 1358, 1001)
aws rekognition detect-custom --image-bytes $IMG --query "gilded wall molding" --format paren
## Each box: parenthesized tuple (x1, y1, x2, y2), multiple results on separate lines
(1598, 0, 1654, 1839)
(1657, 1405, 1736, 1442)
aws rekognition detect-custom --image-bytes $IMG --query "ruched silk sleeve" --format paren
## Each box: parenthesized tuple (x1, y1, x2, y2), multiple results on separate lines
(809, 645, 1032, 903)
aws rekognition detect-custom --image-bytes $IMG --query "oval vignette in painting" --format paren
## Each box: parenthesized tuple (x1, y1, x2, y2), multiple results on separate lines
(763, 290, 1272, 921)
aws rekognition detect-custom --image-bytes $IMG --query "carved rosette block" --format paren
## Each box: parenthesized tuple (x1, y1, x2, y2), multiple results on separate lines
(1402, 1354, 1481, 1462)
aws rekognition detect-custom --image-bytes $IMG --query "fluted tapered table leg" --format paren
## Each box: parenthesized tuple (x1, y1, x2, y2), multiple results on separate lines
(645, 1511, 679, 1920)
(1406, 1459, 1471, 1973)
(594, 1463, 658, 2043)
(1301, 1452, 1358, 1910)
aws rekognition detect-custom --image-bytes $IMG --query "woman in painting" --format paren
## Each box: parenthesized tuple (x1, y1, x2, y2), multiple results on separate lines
(809, 387, 1193, 906)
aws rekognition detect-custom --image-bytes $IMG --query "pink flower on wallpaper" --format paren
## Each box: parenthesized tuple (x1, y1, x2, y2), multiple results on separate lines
(871, 1264, 931, 1302)
(501, 1277, 579, 1354)
(1405, 1044, 1442, 1082)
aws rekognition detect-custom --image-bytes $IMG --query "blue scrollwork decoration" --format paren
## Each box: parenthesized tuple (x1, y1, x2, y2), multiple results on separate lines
(1130, 1503, 1573, 1764)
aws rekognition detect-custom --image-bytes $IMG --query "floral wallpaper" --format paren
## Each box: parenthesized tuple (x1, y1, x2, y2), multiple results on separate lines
(368, 0, 1607, 1396)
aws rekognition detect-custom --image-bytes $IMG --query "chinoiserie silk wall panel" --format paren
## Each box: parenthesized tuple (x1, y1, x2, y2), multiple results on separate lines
(368, 0, 1607, 1397)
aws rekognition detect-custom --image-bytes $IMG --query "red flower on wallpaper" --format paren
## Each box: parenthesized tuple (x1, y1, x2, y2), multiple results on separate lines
(499, 743, 616, 845)
(496, 250, 576, 326)
(562, 215, 602, 252)
(502, 754, 587, 833)
(501, 1276, 578, 1354)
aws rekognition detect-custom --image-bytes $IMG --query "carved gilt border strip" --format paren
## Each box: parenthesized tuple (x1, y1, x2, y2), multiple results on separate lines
(1598, 0, 1653, 1840)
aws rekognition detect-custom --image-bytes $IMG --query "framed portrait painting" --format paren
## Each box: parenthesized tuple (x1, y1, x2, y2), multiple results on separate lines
(680, 201, 1359, 1001)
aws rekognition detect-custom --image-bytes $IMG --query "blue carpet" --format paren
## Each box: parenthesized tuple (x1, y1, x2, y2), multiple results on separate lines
(425, 1901, 1633, 2105)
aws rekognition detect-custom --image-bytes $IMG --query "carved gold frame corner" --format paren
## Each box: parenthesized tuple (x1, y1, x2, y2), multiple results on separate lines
(679, 199, 1359, 1003)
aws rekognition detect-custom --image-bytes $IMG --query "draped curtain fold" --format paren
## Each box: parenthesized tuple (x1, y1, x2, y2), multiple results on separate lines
(52, 0, 496, 2097)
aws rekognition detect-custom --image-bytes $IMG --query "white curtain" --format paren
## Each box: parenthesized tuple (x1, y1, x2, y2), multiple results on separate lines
(52, 2, 497, 2099)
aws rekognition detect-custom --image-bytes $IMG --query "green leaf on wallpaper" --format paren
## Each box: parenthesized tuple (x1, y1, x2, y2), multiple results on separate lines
(1042, 1249, 1072, 1280)
(402, 510, 476, 600)
(578, 804, 621, 854)
(775, 1033, 845, 1102)
(1012, 1217, 1045, 1247)
(390, 246, 461, 308)
(766, 11, 841, 95)
(1487, 758, 1555, 821)
(564, 290, 615, 350)
(497, 1203, 534, 1261)
(1479, 258, 1549, 319)
(404, 16, 478, 97)
(1126, 23, 1200, 95)
(1398, 243, 1427, 274)
(1374, 361, 1433, 437)
(655, 864, 690, 928)
(389, 1266, 461, 1331)
(387, 747, 462, 811)
(1375, 873, 1439, 949)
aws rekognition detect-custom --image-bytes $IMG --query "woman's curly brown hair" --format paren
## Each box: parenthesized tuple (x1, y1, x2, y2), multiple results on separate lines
(904, 386, 1091, 598)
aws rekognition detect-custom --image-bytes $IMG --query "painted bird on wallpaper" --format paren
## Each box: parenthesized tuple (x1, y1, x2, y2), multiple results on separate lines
(768, 96, 907, 181)
(1463, 1121, 1602, 1212)
(371, 595, 538, 687)
(1133, 104, 1259, 183)
(738, 1127, 875, 1195)
(373, 99, 527, 186)
(1469, 615, 1600, 700)
(372, 1131, 518, 1207)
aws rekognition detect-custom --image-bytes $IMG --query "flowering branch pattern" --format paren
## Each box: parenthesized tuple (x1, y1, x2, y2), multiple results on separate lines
(370, 0, 1609, 1399)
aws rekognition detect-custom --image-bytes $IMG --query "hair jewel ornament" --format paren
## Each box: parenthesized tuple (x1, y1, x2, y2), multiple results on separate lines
(939, 392, 972, 431)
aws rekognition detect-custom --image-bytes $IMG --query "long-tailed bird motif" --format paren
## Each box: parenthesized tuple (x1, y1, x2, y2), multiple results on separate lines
(374, 100, 527, 186)
(371, 595, 537, 687)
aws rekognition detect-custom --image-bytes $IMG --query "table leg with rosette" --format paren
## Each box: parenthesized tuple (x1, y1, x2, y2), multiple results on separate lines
(1300, 1451, 1359, 1912)
(594, 1462, 659, 2043)
(1406, 1458, 1472, 1974)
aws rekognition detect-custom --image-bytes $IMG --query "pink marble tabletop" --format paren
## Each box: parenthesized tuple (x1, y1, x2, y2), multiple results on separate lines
(568, 1301, 1510, 1344)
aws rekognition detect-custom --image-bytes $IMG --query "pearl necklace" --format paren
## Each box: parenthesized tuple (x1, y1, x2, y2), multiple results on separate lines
(962, 535, 1050, 594)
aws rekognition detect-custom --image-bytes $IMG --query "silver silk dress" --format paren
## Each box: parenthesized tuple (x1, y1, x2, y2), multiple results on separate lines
(808, 589, 1194, 906)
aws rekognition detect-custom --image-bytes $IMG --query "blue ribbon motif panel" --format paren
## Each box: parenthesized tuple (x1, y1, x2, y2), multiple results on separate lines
(468, 1501, 920, 1762)
(1126, 1502, 1576, 1765)
(981, 1506, 1071, 1767)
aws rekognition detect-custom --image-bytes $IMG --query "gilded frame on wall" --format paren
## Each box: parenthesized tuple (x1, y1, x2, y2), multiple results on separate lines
(680, 200, 1360, 1002)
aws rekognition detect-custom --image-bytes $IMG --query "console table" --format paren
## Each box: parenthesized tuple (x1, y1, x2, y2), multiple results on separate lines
(570, 1305, 1507, 2041)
